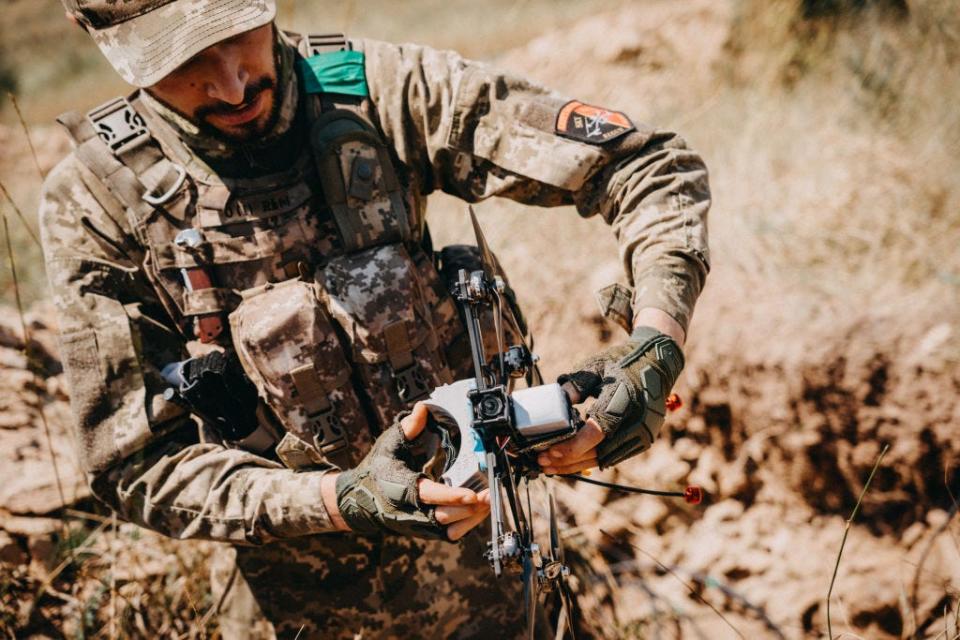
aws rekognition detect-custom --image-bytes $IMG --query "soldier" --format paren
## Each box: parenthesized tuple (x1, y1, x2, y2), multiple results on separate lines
(41, 0, 709, 637)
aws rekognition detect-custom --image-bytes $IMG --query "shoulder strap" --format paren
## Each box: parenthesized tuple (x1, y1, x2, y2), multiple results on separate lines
(58, 95, 227, 342)
(295, 32, 352, 58)
(57, 95, 190, 243)
(292, 36, 413, 252)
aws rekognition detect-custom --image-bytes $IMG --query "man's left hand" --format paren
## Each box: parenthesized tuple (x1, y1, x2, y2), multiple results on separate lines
(537, 401, 605, 476)
(541, 325, 685, 472)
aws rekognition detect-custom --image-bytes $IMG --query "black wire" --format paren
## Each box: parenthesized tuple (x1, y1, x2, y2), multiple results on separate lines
(562, 474, 684, 497)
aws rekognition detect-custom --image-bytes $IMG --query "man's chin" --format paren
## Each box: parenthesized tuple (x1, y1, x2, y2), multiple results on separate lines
(201, 111, 276, 144)
(203, 118, 270, 143)
(200, 90, 280, 145)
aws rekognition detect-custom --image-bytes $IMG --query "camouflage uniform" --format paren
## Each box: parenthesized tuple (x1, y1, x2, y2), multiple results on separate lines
(40, 12, 711, 639)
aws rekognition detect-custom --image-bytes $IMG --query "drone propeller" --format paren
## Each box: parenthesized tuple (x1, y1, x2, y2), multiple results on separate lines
(467, 206, 540, 385)
(549, 492, 577, 638)
(468, 205, 498, 281)
(522, 551, 537, 640)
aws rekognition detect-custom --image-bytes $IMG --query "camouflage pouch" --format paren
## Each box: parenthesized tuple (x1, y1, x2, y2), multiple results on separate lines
(229, 278, 373, 470)
(321, 244, 453, 427)
(311, 110, 411, 252)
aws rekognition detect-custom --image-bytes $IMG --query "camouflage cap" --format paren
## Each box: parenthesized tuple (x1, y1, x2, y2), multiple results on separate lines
(63, 0, 276, 87)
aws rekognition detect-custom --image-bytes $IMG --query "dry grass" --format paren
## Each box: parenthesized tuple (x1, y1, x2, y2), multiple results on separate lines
(1, 517, 220, 638)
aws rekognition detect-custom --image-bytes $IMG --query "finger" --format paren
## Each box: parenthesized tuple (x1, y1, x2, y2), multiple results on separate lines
(542, 457, 599, 476)
(561, 381, 582, 405)
(539, 448, 598, 469)
(400, 403, 430, 441)
(539, 419, 604, 464)
(476, 488, 491, 506)
(418, 478, 479, 506)
(447, 504, 491, 542)
(435, 503, 483, 525)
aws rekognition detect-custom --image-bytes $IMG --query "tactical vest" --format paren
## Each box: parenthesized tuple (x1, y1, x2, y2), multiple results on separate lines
(58, 33, 520, 471)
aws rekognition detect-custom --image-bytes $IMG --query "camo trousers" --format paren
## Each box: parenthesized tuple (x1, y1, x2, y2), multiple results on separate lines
(213, 529, 525, 639)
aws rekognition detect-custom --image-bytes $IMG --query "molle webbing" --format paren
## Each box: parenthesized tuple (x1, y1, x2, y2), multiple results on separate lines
(58, 96, 190, 243)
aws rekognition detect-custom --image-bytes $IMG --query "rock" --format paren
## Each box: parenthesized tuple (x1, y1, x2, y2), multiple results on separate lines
(0, 346, 28, 370)
(0, 529, 27, 565)
(704, 499, 744, 525)
(27, 534, 58, 576)
(45, 374, 70, 400)
(0, 460, 89, 515)
(631, 495, 670, 529)
(901, 521, 926, 549)
(687, 447, 722, 496)
(672, 437, 703, 461)
(0, 308, 25, 351)
(0, 305, 62, 375)
(1, 369, 37, 393)
(0, 512, 63, 537)
(927, 509, 950, 529)
(717, 460, 749, 496)
(0, 409, 32, 430)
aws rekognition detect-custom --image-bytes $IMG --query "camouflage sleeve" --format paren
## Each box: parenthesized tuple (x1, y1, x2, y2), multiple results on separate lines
(39, 155, 335, 544)
(360, 39, 710, 332)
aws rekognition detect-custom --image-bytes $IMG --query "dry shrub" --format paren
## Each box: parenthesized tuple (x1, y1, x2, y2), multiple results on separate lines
(2, 519, 220, 638)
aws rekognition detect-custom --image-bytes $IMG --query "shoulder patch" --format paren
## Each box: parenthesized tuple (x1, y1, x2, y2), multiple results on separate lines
(555, 100, 635, 145)
(298, 50, 369, 97)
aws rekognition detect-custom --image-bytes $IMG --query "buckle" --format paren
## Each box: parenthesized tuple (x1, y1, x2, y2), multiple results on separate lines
(308, 407, 347, 455)
(143, 164, 187, 206)
(305, 33, 349, 57)
(394, 363, 429, 403)
(87, 97, 150, 156)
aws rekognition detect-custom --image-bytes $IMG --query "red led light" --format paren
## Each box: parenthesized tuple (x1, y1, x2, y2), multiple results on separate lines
(684, 485, 703, 505)
(666, 393, 683, 412)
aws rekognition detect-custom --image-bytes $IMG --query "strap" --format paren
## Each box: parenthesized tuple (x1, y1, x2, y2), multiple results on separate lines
(58, 95, 191, 240)
(288, 362, 352, 457)
(383, 321, 414, 371)
(310, 109, 411, 252)
(181, 287, 239, 317)
(196, 183, 232, 229)
(298, 32, 351, 57)
(289, 363, 350, 412)
(153, 225, 287, 270)
(596, 283, 634, 334)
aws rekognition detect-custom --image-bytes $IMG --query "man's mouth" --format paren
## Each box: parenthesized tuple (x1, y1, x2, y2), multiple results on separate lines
(207, 89, 269, 128)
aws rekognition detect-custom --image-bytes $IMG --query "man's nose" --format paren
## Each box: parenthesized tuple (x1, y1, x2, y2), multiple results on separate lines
(204, 51, 249, 105)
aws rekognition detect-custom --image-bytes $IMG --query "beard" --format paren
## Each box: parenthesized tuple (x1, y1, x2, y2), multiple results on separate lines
(194, 74, 282, 144)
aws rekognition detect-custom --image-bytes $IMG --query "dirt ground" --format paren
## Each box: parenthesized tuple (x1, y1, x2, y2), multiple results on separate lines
(2, 1, 959, 638)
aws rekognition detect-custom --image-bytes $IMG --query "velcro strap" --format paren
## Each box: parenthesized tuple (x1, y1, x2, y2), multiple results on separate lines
(383, 321, 414, 371)
(182, 287, 239, 317)
(289, 364, 351, 415)
(290, 364, 331, 412)
(596, 283, 635, 335)
(197, 183, 232, 228)
(154, 227, 287, 270)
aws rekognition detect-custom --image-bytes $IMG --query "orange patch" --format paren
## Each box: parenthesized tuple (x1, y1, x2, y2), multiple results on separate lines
(555, 100, 635, 144)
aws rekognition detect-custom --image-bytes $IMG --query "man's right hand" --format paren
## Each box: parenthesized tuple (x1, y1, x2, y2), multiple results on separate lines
(322, 404, 490, 542)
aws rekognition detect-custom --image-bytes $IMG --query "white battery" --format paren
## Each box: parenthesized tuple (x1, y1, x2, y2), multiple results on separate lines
(512, 383, 572, 437)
